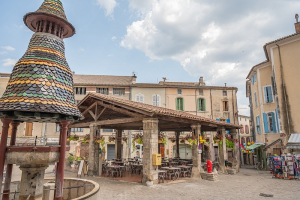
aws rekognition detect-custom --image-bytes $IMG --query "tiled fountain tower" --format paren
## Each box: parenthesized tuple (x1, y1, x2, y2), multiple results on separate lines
(0, 0, 82, 199)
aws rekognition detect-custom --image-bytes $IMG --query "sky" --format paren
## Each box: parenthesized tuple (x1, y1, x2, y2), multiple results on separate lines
(0, 0, 299, 116)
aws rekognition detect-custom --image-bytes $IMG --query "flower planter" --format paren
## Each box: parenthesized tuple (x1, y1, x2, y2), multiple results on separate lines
(158, 139, 162, 143)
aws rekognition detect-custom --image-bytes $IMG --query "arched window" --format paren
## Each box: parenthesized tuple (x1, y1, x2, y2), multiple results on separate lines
(246, 137, 250, 144)
(245, 125, 249, 134)
(240, 126, 244, 133)
(176, 98, 184, 111)
(241, 137, 245, 144)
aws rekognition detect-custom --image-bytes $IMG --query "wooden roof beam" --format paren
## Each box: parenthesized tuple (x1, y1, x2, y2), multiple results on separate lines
(69, 117, 143, 128)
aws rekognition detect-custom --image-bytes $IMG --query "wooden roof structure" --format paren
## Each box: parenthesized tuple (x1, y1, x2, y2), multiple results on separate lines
(70, 93, 241, 132)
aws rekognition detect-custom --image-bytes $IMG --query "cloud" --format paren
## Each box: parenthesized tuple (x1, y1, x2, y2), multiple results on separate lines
(111, 36, 117, 41)
(0, 51, 7, 55)
(97, 0, 118, 17)
(79, 48, 85, 52)
(1, 46, 15, 51)
(122, 0, 298, 116)
(1, 58, 17, 67)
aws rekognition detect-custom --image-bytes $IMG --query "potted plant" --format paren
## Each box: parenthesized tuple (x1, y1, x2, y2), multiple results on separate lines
(159, 132, 167, 145)
(82, 134, 90, 144)
(108, 135, 115, 142)
(94, 135, 105, 148)
(185, 134, 197, 149)
(122, 136, 128, 143)
(132, 132, 143, 152)
(68, 154, 75, 165)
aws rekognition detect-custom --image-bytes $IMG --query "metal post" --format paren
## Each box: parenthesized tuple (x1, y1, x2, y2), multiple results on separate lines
(176, 131, 180, 158)
(2, 121, 20, 200)
(54, 120, 70, 200)
(0, 118, 13, 194)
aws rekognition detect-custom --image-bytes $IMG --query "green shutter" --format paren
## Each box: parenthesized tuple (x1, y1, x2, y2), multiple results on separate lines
(203, 99, 206, 111)
(197, 98, 200, 111)
(182, 98, 184, 111)
(176, 98, 179, 110)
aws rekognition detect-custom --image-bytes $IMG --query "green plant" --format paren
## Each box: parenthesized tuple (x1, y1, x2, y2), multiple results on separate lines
(77, 157, 82, 161)
(132, 139, 136, 153)
(161, 137, 167, 145)
(187, 138, 198, 149)
(68, 155, 75, 163)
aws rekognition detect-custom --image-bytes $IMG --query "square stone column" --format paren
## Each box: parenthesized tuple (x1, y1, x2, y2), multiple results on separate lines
(218, 127, 227, 173)
(142, 118, 159, 185)
(191, 124, 202, 178)
(175, 131, 180, 158)
(88, 124, 97, 176)
(230, 129, 240, 172)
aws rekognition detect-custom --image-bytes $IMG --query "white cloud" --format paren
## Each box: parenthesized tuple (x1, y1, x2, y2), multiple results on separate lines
(79, 48, 85, 52)
(1, 58, 17, 67)
(0, 51, 7, 55)
(97, 0, 118, 17)
(111, 36, 117, 41)
(122, 0, 299, 112)
(1, 46, 15, 51)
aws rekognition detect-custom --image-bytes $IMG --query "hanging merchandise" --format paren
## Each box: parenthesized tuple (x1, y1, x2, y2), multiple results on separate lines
(270, 154, 300, 180)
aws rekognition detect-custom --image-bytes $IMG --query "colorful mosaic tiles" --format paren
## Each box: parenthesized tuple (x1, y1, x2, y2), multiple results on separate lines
(0, 32, 82, 117)
(36, 0, 67, 21)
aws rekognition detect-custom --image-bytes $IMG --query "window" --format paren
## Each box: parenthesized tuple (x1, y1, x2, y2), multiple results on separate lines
(223, 101, 229, 111)
(103, 129, 113, 132)
(56, 125, 60, 132)
(254, 92, 258, 107)
(245, 125, 249, 134)
(263, 86, 273, 103)
(251, 76, 254, 85)
(96, 88, 109, 95)
(223, 91, 227, 96)
(113, 88, 125, 95)
(197, 98, 206, 111)
(177, 89, 182, 94)
(240, 126, 244, 133)
(176, 98, 184, 111)
(152, 94, 160, 106)
(198, 89, 203, 95)
(254, 73, 256, 82)
(135, 94, 144, 103)
(263, 112, 277, 133)
(256, 115, 261, 134)
(71, 128, 83, 132)
(74, 87, 86, 95)
(25, 123, 33, 136)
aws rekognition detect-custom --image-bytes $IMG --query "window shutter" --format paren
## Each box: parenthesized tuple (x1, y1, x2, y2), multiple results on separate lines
(254, 73, 256, 82)
(216, 118, 220, 121)
(152, 95, 156, 106)
(141, 95, 144, 103)
(157, 95, 160, 107)
(203, 99, 206, 111)
(176, 98, 179, 110)
(267, 87, 273, 102)
(251, 76, 254, 84)
(271, 112, 277, 133)
(136, 95, 140, 102)
(263, 113, 269, 133)
(254, 92, 258, 107)
(258, 115, 261, 134)
(197, 99, 200, 111)
(226, 119, 230, 123)
(182, 98, 185, 111)
(275, 109, 280, 132)
(264, 87, 268, 103)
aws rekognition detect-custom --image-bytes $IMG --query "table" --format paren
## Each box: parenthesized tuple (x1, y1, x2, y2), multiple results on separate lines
(114, 161, 124, 166)
(161, 167, 181, 180)
(107, 166, 125, 177)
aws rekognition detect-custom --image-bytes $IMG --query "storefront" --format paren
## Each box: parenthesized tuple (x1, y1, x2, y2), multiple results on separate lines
(173, 144, 192, 159)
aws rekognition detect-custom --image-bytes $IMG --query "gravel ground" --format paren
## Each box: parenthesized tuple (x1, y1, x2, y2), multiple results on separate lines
(8, 166, 300, 200)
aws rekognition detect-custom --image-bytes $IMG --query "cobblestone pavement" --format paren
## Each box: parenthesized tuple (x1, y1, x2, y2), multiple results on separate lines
(10, 166, 300, 200)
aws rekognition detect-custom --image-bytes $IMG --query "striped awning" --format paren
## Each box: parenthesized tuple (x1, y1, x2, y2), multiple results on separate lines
(263, 139, 282, 150)
(286, 134, 300, 149)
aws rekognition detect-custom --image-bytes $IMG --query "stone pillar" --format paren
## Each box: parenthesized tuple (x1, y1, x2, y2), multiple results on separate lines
(3, 121, 20, 200)
(0, 118, 13, 194)
(175, 131, 180, 158)
(19, 164, 48, 200)
(64, 128, 71, 169)
(230, 129, 240, 172)
(191, 124, 202, 178)
(218, 127, 227, 173)
(88, 124, 97, 176)
(142, 118, 159, 185)
(116, 130, 122, 159)
(54, 120, 70, 200)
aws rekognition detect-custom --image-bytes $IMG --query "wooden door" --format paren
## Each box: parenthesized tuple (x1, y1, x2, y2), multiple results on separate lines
(160, 146, 165, 157)
(25, 122, 33, 136)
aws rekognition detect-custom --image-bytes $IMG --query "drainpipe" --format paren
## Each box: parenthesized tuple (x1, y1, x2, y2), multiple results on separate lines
(129, 84, 132, 158)
(210, 89, 213, 119)
(195, 88, 197, 116)
(275, 43, 291, 136)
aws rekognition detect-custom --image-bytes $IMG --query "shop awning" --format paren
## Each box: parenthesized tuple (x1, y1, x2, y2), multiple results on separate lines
(286, 134, 300, 149)
(263, 139, 282, 150)
(247, 143, 264, 150)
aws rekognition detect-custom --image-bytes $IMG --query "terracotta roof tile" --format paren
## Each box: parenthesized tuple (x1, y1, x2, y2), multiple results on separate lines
(73, 74, 134, 86)
(84, 93, 241, 128)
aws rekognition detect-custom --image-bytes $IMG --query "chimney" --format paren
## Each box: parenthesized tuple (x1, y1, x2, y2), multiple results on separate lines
(199, 76, 205, 86)
(132, 73, 137, 84)
(295, 14, 300, 33)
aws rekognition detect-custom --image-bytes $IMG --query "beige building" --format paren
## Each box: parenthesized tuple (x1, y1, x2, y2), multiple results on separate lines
(238, 115, 253, 165)
(246, 19, 300, 156)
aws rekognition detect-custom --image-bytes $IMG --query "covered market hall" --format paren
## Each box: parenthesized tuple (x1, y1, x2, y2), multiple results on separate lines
(70, 93, 241, 184)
